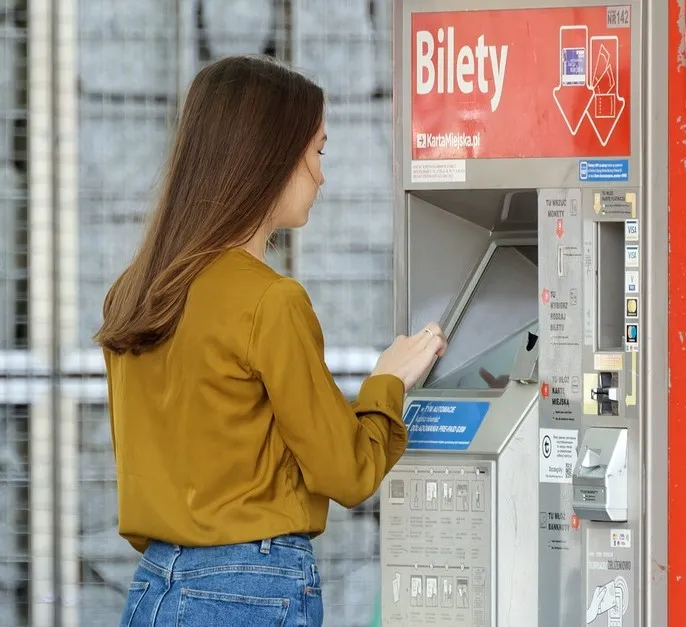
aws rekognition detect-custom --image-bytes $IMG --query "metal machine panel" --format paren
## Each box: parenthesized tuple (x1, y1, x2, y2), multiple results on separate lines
(578, 186, 642, 627)
(380, 393, 539, 627)
(397, 0, 642, 191)
(381, 457, 496, 627)
(408, 195, 489, 335)
(389, 0, 652, 625)
(495, 400, 538, 627)
(537, 187, 585, 627)
(404, 385, 537, 457)
(426, 246, 538, 390)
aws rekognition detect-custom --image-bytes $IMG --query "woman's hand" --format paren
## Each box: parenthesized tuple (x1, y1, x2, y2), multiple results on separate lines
(372, 323, 447, 391)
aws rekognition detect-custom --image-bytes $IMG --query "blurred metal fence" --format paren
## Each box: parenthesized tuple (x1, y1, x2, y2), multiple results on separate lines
(0, 1, 394, 625)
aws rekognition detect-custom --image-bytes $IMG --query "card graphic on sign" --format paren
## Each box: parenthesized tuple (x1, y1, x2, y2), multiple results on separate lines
(554, 26, 594, 135)
(588, 36, 626, 146)
(561, 27, 587, 86)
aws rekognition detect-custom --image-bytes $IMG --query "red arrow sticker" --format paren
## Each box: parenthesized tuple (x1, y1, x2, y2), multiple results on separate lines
(541, 382, 550, 398)
(556, 219, 564, 239)
(541, 289, 550, 304)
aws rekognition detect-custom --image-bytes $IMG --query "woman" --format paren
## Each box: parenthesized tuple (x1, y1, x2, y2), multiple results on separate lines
(95, 56, 446, 627)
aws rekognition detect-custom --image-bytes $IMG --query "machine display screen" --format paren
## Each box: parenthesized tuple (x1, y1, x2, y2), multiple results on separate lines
(424, 246, 538, 390)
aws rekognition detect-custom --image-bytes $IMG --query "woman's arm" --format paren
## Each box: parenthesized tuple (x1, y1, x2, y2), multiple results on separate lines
(248, 278, 408, 508)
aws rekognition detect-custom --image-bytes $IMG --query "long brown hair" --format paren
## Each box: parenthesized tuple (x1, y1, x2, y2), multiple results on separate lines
(94, 56, 324, 355)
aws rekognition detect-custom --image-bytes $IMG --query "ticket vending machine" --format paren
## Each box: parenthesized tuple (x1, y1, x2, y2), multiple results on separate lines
(381, 1, 668, 626)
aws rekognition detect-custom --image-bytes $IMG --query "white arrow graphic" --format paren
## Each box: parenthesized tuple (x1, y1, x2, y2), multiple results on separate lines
(552, 26, 595, 135)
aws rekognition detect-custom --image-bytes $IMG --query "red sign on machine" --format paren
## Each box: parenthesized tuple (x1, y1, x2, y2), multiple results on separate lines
(411, 6, 631, 161)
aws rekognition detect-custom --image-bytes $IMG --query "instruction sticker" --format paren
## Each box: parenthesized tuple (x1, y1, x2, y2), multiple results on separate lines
(403, 400, 489, 451)
(611, 529, 632, 548)
(579, 159, 629, 182)
(540, 428, 579, 484)
(594, 352, 623, 372)
(410, 159, 466, 183)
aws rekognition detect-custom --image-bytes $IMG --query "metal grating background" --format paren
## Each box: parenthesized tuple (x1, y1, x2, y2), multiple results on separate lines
(1, 0, 30, 625)
(0, 1, 394, 625)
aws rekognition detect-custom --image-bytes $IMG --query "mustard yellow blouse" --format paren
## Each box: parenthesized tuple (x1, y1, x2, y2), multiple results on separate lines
(104, 248, 408, 552)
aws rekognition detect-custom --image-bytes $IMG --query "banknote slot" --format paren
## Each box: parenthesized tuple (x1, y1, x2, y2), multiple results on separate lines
(596, 221, 625, 351)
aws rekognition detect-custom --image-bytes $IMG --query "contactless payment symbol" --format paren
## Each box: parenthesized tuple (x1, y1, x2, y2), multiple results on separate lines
(625, 324, 638, 345)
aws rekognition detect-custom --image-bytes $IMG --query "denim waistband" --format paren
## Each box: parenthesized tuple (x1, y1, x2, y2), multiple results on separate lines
(142, 533, 313, 574)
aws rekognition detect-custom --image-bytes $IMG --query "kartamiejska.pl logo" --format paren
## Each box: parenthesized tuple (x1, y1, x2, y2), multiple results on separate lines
(415, 132, 480, 149)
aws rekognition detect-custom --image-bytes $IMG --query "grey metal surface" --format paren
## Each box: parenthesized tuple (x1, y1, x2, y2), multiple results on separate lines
(404, 383, 538, 457)
(572, 427, 629, 521)
(381, 457, 495, 626)
(413, 189, 538, 233)
(380, 388, 539, 626)
(643, 0, 669, 624)
(426, 246, 538, 390)
(391, 0, 650, 624)
(407, 194, 490, 336)
(585, 527, 634, 626)
(578, 186, 642, 627)
(537, 188, 584, 627)
(495, 399, 538, 627)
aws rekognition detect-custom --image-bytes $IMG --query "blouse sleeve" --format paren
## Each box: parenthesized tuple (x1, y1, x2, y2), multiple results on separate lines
(103, 349, 117, 461)
(247, 278, 408, 508)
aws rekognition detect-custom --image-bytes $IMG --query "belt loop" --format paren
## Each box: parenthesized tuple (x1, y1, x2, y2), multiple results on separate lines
(260, 539, 272, 555)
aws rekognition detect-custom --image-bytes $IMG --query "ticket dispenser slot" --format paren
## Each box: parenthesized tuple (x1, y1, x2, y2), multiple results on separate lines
(383, 187, 540, 627)
(572, 428, 628, 522)
(510, 329, 538, 383)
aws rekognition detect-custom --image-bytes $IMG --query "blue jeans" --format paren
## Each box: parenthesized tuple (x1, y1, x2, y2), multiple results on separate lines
(119, 534, 324, 626)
